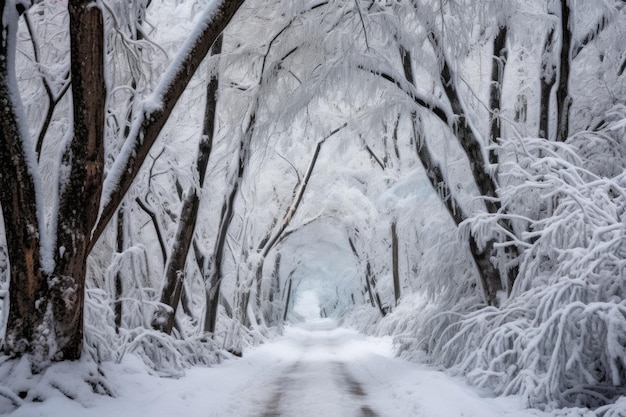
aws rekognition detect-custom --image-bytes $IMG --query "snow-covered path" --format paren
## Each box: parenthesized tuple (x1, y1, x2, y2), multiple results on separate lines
(229, 319, 542, 417)
(6, 319, 547, 417)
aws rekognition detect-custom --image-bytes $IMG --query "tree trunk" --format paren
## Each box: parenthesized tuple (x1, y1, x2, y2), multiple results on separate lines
(489, 25, 507, 164)
(428, 35, 501, 215)
(391, 221, 400, 307)
(282, 278, 293, 321)
(539, 27, 557, 139)
(555, 0, 572, 142)
(153, 36, 223, 335)
(489, 26, 520, 293)
(205, 114, 255, 333)
(152, 189, 201, 334)
(0, 4, 49, 365)
(50, 0, 106, 361)
(114, 205, 125, 333)
(364, 261, 377, 309)
(401, 43, 504, 306)
(411, 114, 502, 306)
(263, 253, 281, 324)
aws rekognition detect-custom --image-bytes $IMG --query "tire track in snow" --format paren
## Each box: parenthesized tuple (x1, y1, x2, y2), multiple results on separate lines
(333, 361, 380, 417)
(259, 359, 380, 417)
(260, 362, 302, 417)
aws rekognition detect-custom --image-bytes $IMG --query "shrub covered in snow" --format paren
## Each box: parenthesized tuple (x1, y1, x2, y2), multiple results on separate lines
(358, 112, 626, 413)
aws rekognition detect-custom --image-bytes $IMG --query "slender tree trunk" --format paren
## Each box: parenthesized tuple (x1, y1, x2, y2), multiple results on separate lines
(489, 25, 508, 164)
(282, 278, 293, 321)
(391, 221, 400, 307)
(205, 113, 255, 334)
(555, 0, 572, 142)
(539, 26, 557, 139)
(364, 261, 376, 308)
(154, 36, 223, 335)
(114, 205, 125, 333)
(489, 26, 520, 293)
(152, 189, 201, 334)
(427, 35, 501, 215)
(401, 43, 504, 305)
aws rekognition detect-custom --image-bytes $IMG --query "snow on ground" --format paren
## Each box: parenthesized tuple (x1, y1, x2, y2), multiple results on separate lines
(2, 318, 549, 417)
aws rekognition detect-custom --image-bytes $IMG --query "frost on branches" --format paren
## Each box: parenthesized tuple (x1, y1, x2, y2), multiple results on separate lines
(376, 109, 626, 411)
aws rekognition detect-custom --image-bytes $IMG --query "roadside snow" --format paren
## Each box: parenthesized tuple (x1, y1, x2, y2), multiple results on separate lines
(3, 319, 549, 417)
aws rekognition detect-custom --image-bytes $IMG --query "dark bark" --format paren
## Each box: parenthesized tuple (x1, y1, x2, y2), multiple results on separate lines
(153, 36, 223, 335)
(114, 205, 125, 333)
(50, 0, 106, 360)
(400, 41, 504, 305)
(488, 26, 520, 293)
(540, 26, 557, 139)
(283, 279, 292, 321)
(391, 221, 400, 307)
(555, 0, 572, 142)
(489, 25, 508, 165)
(0, 4, 49, 363)
(265, 253, 282, 323)
(1, 0, 243, 362)
(205, 113, 254, 334)
(411, 115, 501, 305)
(429, 34, 501, 216)
(152, 189, 201, 334)
(364, 261, 376, 309)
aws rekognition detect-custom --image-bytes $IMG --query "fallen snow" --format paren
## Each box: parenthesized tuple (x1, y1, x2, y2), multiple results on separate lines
(2, 319, 550, 417)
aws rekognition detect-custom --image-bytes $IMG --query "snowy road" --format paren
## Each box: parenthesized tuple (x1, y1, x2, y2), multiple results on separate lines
(6, 319, 547, 417)
(227, 319, 543, 417)
(241, 320, 381, 417)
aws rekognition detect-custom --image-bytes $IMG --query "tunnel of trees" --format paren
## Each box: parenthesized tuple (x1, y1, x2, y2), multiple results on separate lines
(0, 0, 625, 412)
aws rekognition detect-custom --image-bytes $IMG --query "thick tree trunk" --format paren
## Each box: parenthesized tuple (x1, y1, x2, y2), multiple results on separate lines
(50, 0, 106, 361)
(0, 4, 49, 364)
